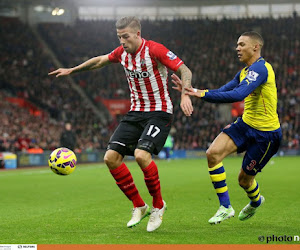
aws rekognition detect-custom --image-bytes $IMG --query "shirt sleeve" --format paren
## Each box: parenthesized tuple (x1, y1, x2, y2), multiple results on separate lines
(149, 41, 184, 72)
(203, 63, 268, 103)
(108, 46, 124, 63)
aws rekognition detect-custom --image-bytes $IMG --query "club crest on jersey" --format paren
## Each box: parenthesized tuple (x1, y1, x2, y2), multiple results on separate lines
(246, 70, 259, 82)
(166, 51, 177, 60)
(141, 59, 146, 66)
(125, 68, 151, 79)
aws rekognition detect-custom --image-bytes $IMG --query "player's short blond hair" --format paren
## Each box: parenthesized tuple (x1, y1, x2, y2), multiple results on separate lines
(241, 31, 264, 48)
(115, 16, 141, 32)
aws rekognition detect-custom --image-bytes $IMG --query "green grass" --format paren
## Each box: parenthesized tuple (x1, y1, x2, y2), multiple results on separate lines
(0, 156, 300, 244)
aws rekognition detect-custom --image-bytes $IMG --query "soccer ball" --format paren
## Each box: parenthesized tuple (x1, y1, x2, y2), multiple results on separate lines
(48, 147, 77, 175)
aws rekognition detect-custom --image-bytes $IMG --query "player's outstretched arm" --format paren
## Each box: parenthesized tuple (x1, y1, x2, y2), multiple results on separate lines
(48, 54, 111, 77)
(184, 88, 208, 98)
(176, 64, 193, 117)
(171, 73, 207, 98)
(48, 68, 73, 77)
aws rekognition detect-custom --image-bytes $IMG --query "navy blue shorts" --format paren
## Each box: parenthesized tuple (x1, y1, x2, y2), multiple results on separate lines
(223, 118, 282, 176)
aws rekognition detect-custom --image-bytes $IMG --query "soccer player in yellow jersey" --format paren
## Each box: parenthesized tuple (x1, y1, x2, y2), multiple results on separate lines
(172, 31, 282, 224)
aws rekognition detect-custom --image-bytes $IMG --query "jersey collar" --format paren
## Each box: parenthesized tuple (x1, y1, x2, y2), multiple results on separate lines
(131, 38, 146, 56)
(245, 56, 264, 70)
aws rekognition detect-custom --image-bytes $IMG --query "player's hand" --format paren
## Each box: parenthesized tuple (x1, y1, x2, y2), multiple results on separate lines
(171, 73, 182, 92)
(48, 68, 73, 77)
(181, 94, 193, 117)
(172, 73, 193, 116)
(184, 87, 207, 98)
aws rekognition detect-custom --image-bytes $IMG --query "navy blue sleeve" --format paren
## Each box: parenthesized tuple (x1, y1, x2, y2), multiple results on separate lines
(203, 62, 268, 103)
(209, 71, 240, 93)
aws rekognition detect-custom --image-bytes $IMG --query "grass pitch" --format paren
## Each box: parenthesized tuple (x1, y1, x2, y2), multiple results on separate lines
(0, 156, 299, 244)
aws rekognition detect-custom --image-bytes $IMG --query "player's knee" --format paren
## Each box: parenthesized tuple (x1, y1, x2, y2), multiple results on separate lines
(134, 149, 145, 163)
(134, 149, 151, 167)
(206, 148, 220, 167)
(104, 150, 122, 169)
(103, 151, 114, 167)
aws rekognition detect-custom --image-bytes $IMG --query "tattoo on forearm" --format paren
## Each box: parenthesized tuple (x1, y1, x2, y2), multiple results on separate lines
(179, 65, 192, 93)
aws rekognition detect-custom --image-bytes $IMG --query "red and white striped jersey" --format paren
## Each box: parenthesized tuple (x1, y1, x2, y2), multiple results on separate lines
(108, 39, 183, 114)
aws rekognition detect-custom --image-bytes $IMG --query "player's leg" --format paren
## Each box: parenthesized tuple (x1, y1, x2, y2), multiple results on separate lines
(134, 148, 163, 208)
(207, 118, 252, 224)
(104, 149, 123, 170)
(206, 132, 238, 168)
(238, 168, 265, 221)
(238, 166, 262, 207)
(206, 132, 237, 224)
(104, 119, 149, 227)
(135, 112, 172, 232)
(238, 129, 282, 221)
(134, 148, 166, 232)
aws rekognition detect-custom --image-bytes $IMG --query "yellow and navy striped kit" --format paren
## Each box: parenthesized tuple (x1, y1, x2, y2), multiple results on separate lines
(203, 57, 280, 132)
(240, 58, 280, 131)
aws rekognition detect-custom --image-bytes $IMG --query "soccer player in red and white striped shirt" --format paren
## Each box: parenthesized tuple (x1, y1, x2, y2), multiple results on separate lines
(49, 16, 193, 232)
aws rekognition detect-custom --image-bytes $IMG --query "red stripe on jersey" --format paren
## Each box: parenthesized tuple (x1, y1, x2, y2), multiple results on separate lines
(110, 39, 183, 114)
(150, 57, 168, 112)
(131, 55, 145, 111)
(124, 54, 137, 111)
(141, 48, 156, 111)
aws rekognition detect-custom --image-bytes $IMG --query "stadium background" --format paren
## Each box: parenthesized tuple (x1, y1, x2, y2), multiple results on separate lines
(0, 0, 299, 167)
(1, 0, 300, 248)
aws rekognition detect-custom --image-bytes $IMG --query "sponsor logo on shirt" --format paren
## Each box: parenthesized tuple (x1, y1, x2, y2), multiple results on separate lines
(166, 51, 177, 60)
(125, 68, 151, 79)
(246, 70, 259, 82)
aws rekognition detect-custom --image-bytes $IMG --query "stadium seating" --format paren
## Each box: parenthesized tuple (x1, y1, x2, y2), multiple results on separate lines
(0, 16, 299, 152)
(0, 17, 112, 152)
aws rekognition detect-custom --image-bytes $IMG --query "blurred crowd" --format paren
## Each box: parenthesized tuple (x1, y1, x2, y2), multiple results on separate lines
(0, 16, 299, 153)
(0, 17, 112, 153)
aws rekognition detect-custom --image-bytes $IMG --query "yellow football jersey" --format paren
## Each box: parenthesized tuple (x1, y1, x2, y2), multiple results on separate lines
(240, 58, 280, 131)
